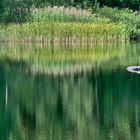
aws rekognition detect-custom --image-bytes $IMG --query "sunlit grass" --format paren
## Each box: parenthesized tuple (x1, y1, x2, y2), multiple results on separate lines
(0, 22, 129, 44)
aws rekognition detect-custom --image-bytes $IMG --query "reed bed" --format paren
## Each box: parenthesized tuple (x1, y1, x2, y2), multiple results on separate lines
(32, 6, 92, 22)
(32, 6, 112, 24)
(0, 22, 129, 44)
(0, 6, 130, 44)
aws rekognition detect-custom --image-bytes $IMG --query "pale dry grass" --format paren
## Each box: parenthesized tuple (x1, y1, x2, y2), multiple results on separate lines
(32, 6, 92, 18)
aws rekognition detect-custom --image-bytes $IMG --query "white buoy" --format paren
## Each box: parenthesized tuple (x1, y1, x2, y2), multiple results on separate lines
(127, 66, 140, 74)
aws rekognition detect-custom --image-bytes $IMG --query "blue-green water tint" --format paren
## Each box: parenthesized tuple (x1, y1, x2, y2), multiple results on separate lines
(0, 43, 140, 140)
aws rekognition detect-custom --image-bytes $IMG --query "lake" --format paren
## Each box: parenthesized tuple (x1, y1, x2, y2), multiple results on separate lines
(0, 43, 140, 140)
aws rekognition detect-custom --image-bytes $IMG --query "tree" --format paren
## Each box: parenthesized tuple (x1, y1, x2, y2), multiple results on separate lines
(0, 0, 33, 23)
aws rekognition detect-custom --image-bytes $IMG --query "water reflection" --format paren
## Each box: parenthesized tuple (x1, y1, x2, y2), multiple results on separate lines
(0, 43, 129, 75)
(0, 59, 140, 140)
(0, 42, 140, 75)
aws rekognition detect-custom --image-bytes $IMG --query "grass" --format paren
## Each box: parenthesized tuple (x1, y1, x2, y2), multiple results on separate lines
(31, 6, 92, 22)
(0, 21, 129, 44)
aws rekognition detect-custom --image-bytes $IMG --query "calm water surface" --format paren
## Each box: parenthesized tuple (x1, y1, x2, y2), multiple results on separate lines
(0, 43, 140, 140)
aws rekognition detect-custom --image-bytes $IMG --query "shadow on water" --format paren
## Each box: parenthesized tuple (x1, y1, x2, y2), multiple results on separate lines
(0, 43, 140, 140)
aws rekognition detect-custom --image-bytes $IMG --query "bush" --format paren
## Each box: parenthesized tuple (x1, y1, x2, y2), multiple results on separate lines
(96, 6, 140, 40)
(0, 0, 32, 23)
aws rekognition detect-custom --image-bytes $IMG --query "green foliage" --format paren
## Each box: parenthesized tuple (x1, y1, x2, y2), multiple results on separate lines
(31, 0, 140, 10)
(30, 5, 140, 40)
(0, 0, 140, 23)
(0, 0, 32, 23)
(96, 6, 140, 40)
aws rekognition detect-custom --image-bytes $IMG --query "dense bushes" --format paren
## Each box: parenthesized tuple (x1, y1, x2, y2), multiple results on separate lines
(0, 0, 139, 23)
(32, 0, 140, 10)
(96, 6, 140, 40)
(0, 0, 32, 23)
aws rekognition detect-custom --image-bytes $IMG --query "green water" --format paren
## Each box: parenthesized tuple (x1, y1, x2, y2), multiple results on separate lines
(0, 43, 140, 140)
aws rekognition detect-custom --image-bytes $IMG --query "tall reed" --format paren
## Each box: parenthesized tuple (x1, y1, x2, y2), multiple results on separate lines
(0, 22, 129, 44)
(31, 6, 92, 22)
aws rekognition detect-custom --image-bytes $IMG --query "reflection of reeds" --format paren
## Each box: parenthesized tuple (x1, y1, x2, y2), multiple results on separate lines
(0, 43, 129, 75)
(0, 22, 129, 45)
(6, 57, 140, 140)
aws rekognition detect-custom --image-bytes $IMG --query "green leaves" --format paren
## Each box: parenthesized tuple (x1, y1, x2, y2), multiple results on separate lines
(0, 0, 32, 23)
(96, 6, 140, 40)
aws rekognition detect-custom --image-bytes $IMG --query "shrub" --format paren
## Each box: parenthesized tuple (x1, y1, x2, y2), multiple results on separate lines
(96, 6, 140, 40)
